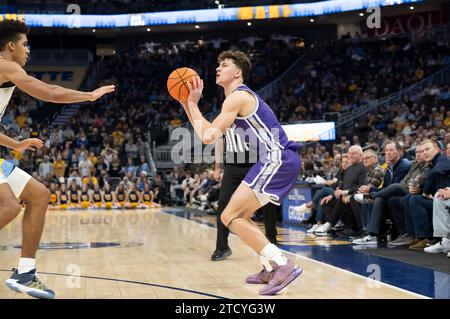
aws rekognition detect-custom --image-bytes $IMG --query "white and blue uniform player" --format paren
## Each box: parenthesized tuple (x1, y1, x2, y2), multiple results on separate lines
(0, 19, 114, 299)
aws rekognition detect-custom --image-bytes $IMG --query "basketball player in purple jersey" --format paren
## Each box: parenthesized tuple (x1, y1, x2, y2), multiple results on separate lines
(0, 19, 114, 299)
(180, 51, 302, 295)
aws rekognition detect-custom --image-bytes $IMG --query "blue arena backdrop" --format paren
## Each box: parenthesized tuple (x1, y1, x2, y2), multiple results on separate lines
(0, 0, 423, 28)
(282, 183, 312, 224)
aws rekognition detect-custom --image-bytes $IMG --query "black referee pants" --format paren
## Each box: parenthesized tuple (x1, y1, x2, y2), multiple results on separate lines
(215, 164, 278, 251)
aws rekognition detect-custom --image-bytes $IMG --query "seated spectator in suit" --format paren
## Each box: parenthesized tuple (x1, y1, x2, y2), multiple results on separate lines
(348, 149, 385, 237)
(315, 145, 368, 236)
(382, 144, 430, 247)
(352, 141, 411, 245)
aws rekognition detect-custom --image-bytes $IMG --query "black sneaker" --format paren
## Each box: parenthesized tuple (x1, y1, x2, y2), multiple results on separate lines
(211, 248, 232, 261)
(335, 228, 357, 239)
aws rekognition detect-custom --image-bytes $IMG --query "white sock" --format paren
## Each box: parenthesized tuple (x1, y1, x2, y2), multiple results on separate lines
(261, 243, 287, 266)
(260, 255, 273, 272)
(18, 258, 35, 274)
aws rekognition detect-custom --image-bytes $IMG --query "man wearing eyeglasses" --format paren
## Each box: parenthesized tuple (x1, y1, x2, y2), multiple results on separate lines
(348, 149, 385, 236)
(352, 141, 411, 245)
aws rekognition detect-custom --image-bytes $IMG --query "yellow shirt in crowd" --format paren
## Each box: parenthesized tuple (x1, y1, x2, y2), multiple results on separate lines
(53, 160, 66, 178)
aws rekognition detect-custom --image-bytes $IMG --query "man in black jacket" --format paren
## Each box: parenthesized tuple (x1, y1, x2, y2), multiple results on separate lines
(408, 139, 450, 250)
(315, 145, 368, 236)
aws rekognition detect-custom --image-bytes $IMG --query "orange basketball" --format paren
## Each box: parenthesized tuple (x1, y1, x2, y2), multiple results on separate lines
(167, 67, 199, 103)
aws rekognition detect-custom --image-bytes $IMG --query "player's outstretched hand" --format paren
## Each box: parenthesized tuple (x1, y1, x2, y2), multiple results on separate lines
(90, 85, 116, 101)
(16, 138, 44, 152)
(186, 76, 203, 106)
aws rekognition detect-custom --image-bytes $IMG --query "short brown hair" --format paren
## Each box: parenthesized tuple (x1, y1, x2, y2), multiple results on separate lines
(385, 140, 403, 152)
(217, 50, 252, 82)
(419, 139, 439, 149)
(0, 19, 28, 50)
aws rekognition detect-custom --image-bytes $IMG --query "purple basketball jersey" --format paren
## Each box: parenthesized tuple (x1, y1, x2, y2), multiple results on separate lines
(232, 84, 301, 205)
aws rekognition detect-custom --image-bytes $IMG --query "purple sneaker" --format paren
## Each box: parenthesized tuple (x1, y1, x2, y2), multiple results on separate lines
(245, 269, 274, 284)
(259, 260, 303, 295)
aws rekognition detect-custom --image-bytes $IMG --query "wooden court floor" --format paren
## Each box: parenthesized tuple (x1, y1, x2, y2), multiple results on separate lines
(0, 209, 426, 299)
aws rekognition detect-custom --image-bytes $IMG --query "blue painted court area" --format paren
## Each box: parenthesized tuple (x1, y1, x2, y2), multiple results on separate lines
(163, 208, 450, 299)
(278, 225, 450, 299)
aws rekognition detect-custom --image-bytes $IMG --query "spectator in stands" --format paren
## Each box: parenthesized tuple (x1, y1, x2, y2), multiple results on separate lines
(67, 168, 82, 188)
(136, 136, 147, 159)
(108, 153, 122, 178)
(299, 154, 349, 233)
(408, 140, 450, 249)
(123, 157, 138, 178)
(122, 174, 134, 190)
(349, 149, 385, 236)
(425, 187, 450, 256)
(15, 111, 28, 129)
(315, 145, 368, 236)
(111, 127, 124, 147)
(78, 156, 94, 180)
(19, 152, 35, 174)
(94, 156, 108, 177)
(181, 171, 195, 206)
(187, 173, 202, 206)
(168, 168, 184, 204)
(96, 168, 109, 189)
(87, 128, 101, 154)
(100, 146, 116, 167)
(53, 153, 66, 179)
(87, 152, 98, 168)
(74, 130, 89, 149)
(124, 137, 138, 160)
(38, 155, 53, 182)
(152, 173, 167, 205)
(63, 125, 75, 141)
(379, 145, 430, 247)
(137, 171, 149, 191)
(137, 155, 150, 175)
(353, 141, 411, 244)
